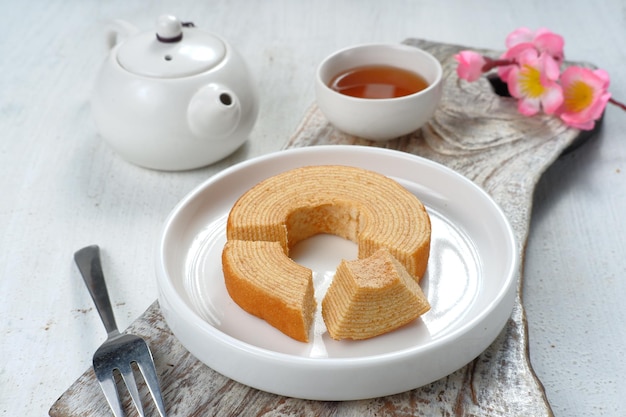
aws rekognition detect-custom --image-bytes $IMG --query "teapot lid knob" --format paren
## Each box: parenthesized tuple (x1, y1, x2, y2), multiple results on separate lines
(156, 15, 183, 42)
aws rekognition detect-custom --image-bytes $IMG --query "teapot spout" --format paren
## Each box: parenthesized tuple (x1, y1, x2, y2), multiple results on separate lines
(187, 84, 242, 140)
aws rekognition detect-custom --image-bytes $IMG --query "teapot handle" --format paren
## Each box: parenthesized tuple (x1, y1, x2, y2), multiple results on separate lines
(105, 20, 140, 50)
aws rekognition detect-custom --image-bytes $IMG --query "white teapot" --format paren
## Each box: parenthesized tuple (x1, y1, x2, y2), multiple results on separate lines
(91, 15, 259, 170)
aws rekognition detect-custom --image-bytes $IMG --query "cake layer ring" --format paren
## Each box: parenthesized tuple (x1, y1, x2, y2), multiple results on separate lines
(222, 165, 432, 342)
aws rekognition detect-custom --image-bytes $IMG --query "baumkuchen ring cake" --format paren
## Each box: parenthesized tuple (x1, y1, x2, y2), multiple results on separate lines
(221, 165, 431, 342)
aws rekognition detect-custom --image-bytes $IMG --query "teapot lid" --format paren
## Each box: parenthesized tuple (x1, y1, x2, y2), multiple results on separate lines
(116, 15, 226, 78)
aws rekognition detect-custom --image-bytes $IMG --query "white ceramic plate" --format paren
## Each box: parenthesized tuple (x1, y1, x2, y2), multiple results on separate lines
(156, 145, 518, 401)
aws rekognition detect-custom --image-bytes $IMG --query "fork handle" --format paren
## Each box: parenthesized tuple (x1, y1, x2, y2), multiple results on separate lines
(74, 245, 119, 335)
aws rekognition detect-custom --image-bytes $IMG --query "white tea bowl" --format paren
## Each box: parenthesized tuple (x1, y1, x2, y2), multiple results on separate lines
(315, 43, 443, 141)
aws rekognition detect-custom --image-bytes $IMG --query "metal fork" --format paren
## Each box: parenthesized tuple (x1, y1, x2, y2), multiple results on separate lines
(75, 245, 167, 417)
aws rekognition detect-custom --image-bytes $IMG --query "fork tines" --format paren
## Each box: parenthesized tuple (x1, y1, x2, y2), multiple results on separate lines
(93, 334, 167, 417)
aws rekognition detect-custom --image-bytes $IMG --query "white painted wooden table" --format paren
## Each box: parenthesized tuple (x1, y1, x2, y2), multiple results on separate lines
(1, 1, 624, 416)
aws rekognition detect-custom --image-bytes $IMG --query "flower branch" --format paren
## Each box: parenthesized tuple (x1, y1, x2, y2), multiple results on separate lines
(609, 98, 626, 112)
(454, 27, 624, 131)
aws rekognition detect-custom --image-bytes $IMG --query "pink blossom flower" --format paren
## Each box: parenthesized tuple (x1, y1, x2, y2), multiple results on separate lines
(454, 50, 486, 82)
(505, 27, 565, 62)
(557, 67, 611, 130)
(498, 27, 565, 81)
(506, 49, 563, 116)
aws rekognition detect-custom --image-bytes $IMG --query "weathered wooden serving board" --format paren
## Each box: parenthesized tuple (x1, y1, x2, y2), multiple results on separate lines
(50, 39, 593, 416)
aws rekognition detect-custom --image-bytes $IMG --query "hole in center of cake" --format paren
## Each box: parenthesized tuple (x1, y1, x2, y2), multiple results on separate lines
(290, 233, 358, 297)
(286, 203, 360, 297)
(291, 233, 357, 270)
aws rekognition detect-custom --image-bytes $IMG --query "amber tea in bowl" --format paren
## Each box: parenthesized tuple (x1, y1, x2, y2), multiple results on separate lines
(329, 65, 429, 99)
(315, 44, 443, 141)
